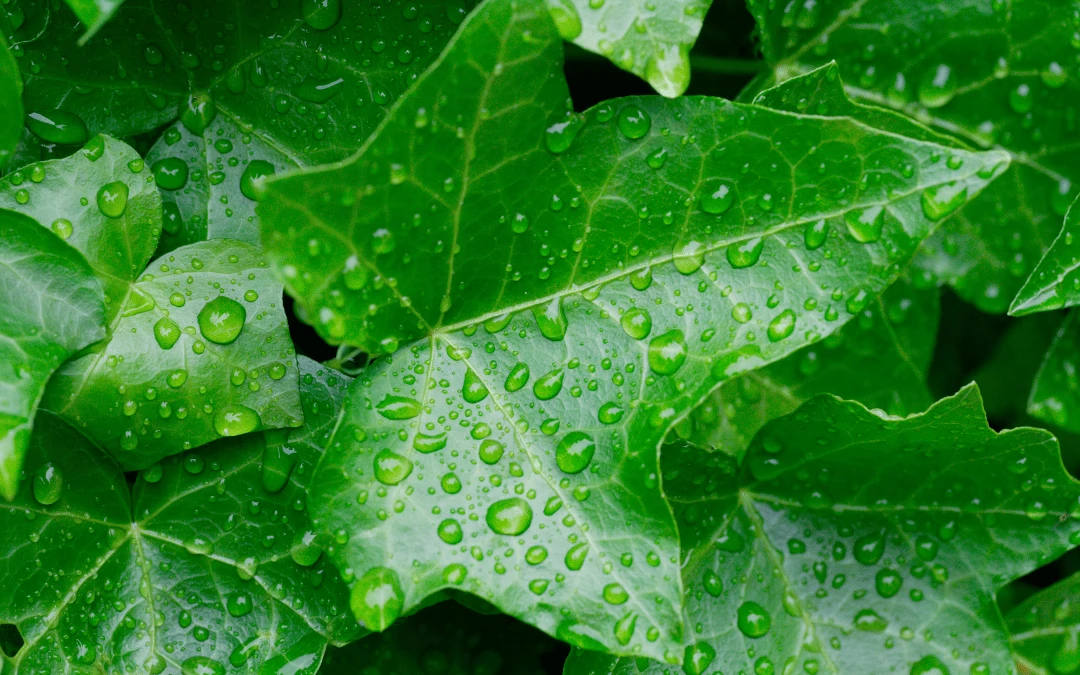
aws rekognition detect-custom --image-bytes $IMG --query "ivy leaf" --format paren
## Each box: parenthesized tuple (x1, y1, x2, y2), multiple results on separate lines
(0, 136, 163, 321)
(545, 0, 713, 97)
(0, 359, 359, 675)
(320, 600, 559, 675)
(263, 0, 1013, 660)
(747, 0, 1080, 313)
(12, 0, 476, 161)
(1028, 311, 1080, 434)
(61, 0, 126, 43)
(41, 239, 303, 470)
(684, 278, 939, 456)
(0, 33, 21, 169)
(568, 384, 1080, 675)
(0, 209, 104, 501)
(1011, 195, 1080, 316)
(1008, 571, 1080, 675)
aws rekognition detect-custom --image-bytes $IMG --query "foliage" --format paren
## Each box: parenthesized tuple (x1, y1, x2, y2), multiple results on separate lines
(1, 0, 1079, 674)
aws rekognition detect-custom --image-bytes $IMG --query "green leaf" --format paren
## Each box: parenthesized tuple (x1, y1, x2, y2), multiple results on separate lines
(320, 600, 558, 675)
(41, 239, 303, 470)
(1028, 311, 1080, 434)
(684, 277, 939, 456)
(62, 0, 126, 43)
(747, 0, 1080, 313)
(1011, 195, 1080, 316)
(0, 209, 105, 501)
(0, 359, 359, 675)
(0, 135, 163, 321)
(13, 0, 477, 159)
(545, 0, 713, 97)
(568, 385, 1080, 675)
(1009, 571, 1080, 675)
(269, 0, 1011, 660)
(0, 33, 21, 170)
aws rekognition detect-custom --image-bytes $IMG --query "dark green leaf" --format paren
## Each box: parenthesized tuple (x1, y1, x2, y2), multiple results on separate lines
(0, 33, 20, 169)
(0, 358, 359, 674)
(1012, 195, 1080, 316)
(0, 209, 105, 501)
(684, 277, 939, 456)
(569, 385, 1080, 675)
(41, 239, 303, 470)
(747, 0, 1080, 313)
(320, 600, 558, 675)
(1028, 311, 1080, 433)
(272, 0, 1010, 660)
(12, 0, 476, 160)
(1009, 571, 1080, 675)
(0, 135, 163, 321)
(547, 0, 713, 97)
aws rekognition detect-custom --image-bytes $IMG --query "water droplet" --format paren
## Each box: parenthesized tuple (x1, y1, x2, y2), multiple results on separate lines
(533, 299, 568, 340)
(853, 532, 885, 565)
(533, 369, 564, 400)
(152, 157, 189, 191)
(261, 442, 297, 493)
(767, 310, 796, 342)
(437, 518, 463, 544)
(875, 568, 903, 597)
(294, 76, 345, 103)
(1042, 62, 1067, 89)
(505, 363, 530, 392)
(614, 612, 637, 645)
(154, 317, 181, 350)
(414, 432, 447, 454)
(479, 439, 504, 464)
(1009, 83, 1033, 114)
(548, 0, 583, 39)
(25, 110, 89, 145)
(179, 92, 217, 136)
(197, 296, 246, 344)
(376, 394, 422, 419)
(617, 104, 651, 139)
(213, 405, 261, 437)
(545, 114, 584, 154)
(921, 182, 968, 221)
(565, 542, 589, 570)
(374, 449, 414, 485)
(181, 656, 226, 675)
(910, 655, 950, 675)
(486, 498, 533, 535)
(804, 219, 828, 249)
(97, 181, 129, 218)
(32, 463, 63, 505)
(598, 402, 625, 424)
(683, 642, 716, 675)
(844, 205, 884, 243)
(350, 567, 404, 632)
(703, 570, 723, 597)
(226, 591, 253, 617)
(648, 329, 687, 375)
(526, 545, 548, 564)
(603, 583, 628, 604)
(240, 160, 275, 201)
(556, 431, 596, 474)
(918, 64, 956, 108)
(673, 240, 705, 274)
(728, 237, 763, 268)
(700, 183, 734, 214)
(462, 368, 489, 403)
(736, 601, 771, 638)
(290, 530, 322, 566)
(853, 608, 888, 632)
(620, 307, 652, 339)
(732, 303, 753, 323)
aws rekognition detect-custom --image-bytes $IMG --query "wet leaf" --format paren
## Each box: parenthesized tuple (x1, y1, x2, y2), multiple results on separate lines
(569, 385, 1080, 675)
(1012, 195, 1080, 316)
(1028, 311, 1080, 434)
(41, 240, 303, 470)
(272, 0, 1010, 660)
(0, 359, 359, 674)
(1009, 570, 1080, 675)
(0, 33, 20, 169)
(0, 209, 105, 501)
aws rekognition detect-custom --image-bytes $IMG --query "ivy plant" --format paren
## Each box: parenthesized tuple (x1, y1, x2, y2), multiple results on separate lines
(2, 0, 1080, 674)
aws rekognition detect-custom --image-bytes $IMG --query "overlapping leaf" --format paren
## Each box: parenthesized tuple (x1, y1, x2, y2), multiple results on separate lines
(0, 210, 104, 501)
(0, 33, 20, 169)
(42, 239, 303, 470)
(568, 385, 1080, 675)
(1012, 195, 1080, 315)
(1009, 571, 1080, 675)
(0, 136, 162, 321)
(684, 278, 939, 456)
(748, 0, 1080, 313)
(0, 359, 358, 675)
(258, 0, 1012, 661)
(1028, 311, 1080, 434)
(61, 0, 126, 43)
(546, 0, 713, 97)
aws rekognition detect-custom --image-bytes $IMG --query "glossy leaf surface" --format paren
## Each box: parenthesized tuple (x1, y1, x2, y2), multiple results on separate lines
(0, 136, 163, 321)
(1028, 311, 1080, 434)
(685, 278, 939, 456)
(0, 209, 105, 501)
(10, 0, 476, 166)
(748, 0, 1080, 313)
(568, 385, 1080, 675)
(0, 359, 358, 675)
(42, 240, 303, 470)
(287, 0, 1010, 661)
(546, 0, 712, 97)
(1009, 571, 1080, 675)
(1012, 195, 1080, 316)
(0, 33, 20, 169)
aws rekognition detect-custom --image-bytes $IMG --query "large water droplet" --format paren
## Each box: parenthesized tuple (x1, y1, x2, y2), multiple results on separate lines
(617, 104, 651, 139)
(853, 532, 885, 565)
(33, 463, 63, 505)
(290, 530, 322, 567)
(240, 160, 275, 201)
(179, 92, 217, 136)
(26, 110, 89, 145)
(909, 655, 949, 675)
(154, 317, 181, 350)
(727, 237, 763, 268)
(917, 64, 956, 108)
(565, 542, 589, 570)
(197, 296, 246, 344)
(648, 329, 687, 375)
(921, 181, 968, 221)
(350, 567, 404, 632)
(533, 299, 568, 340)
(181, 656, 226, 675)
(853, 608, 888, 632)
(736, 601, 771, 638)
(152, 157, 189, 191)
(294, 76, 345, 103)
(620, 307, 652, 340)
(373, 449, 414, 485)
(545, 114, 585, 154)
(213, 405, 261, 437)
(844, 205, 884, 243)
(533, 369, 564, 400)
(376, 394, 422, 419)
(505, 363, 530, 392)
(556, 431, 596, 474)
(226, 591, 253, 617)
(486, 498, 533, 535)
(462, 368, 489, 403)
(437, 518, 463, 544)
(261, 441, 298, 493)
(683, 642, 716, 675)
(97, 181, 129, 218)
(701, 183, 734, 214)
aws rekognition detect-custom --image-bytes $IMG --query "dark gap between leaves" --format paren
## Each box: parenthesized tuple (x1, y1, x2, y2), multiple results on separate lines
(284, 294, 337, 363)
(0, 623, 24, 658)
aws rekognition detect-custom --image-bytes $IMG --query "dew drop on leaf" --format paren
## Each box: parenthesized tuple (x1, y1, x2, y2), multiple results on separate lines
(485, 498, 533, 535)
(556, 431, 596, 474)
(373, 449, 414, 485)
